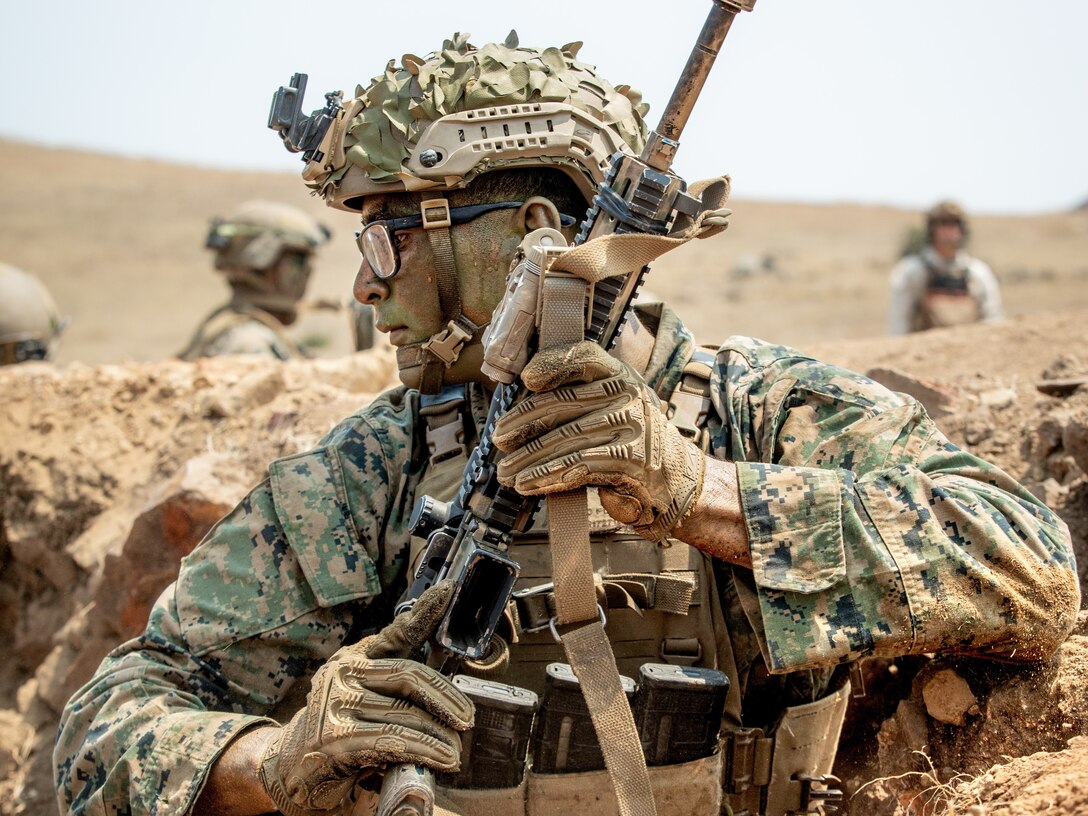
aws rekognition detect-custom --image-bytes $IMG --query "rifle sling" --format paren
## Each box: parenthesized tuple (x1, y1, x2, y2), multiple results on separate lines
(538, 271, 657, 816)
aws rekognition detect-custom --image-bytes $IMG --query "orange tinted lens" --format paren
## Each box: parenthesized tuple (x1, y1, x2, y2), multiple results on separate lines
(358, 224, 398, 279)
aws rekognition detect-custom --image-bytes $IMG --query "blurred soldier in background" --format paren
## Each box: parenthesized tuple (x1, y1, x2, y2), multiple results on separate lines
(0, 262, 67, 365)
(887, 200, 1003, 334)
(178, 200, 330, 360)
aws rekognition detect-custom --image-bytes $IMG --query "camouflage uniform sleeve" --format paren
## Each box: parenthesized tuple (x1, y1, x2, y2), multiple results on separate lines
(54, 391, 417, 815)
(712, 337, 1080, 675)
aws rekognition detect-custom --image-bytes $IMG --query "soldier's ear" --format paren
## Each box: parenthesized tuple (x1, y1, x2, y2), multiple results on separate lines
(517, 196, 562, 233)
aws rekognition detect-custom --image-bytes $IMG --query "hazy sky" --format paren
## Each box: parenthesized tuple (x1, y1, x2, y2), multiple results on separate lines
(2, 1, 1086, 214)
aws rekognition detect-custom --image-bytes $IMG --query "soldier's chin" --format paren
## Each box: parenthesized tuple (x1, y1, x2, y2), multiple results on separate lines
(395, 342, 488, 393)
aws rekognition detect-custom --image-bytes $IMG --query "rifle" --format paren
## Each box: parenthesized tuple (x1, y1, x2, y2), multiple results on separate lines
(380, 2, 755, 814)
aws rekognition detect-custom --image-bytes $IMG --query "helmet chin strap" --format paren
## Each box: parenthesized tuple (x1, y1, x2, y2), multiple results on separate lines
(395, 326, 489, 392)
(402, 198, 488, 394)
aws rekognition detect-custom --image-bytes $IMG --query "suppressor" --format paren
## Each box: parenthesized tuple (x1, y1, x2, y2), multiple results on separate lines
(531, 662, 637, 774)
(439, 675, 539, 789)
(632, 662, 729, 766)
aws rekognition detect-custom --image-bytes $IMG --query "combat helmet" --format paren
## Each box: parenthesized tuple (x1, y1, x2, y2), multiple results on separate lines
(272, 32, 650, 391)
(205, 200, 330, 317)
(0, 263, 67, 365)
(926, 200, 969, 240)
(289, 31, 649, 211)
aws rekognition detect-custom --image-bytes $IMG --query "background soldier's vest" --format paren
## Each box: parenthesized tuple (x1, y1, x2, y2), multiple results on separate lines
(914, 257, 981, 331)
(177, 302, 304, 361)
(404, 349, 848, 816)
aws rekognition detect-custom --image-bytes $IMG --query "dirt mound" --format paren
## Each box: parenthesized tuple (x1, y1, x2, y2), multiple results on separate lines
(0, 348, 397, 813)
(1, 312, 1087, 814)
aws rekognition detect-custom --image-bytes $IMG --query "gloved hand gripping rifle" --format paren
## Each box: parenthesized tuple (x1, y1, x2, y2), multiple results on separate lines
(380, 2, 755, 813)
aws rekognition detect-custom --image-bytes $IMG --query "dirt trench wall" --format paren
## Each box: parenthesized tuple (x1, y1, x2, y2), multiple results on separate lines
(1, 314, 1087, 815)
(0, 349, 398, 813)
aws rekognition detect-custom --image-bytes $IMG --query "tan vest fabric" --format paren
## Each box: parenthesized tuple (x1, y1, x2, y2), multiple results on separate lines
(177, 303, 305, 361)
(915, 289, 981, 331)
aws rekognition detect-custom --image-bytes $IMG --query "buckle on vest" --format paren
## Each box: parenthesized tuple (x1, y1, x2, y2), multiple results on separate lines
(725, 728, 773, 794)
(425, 418, 466, 466)
(511, 582, 556, 633)
(659, 637, 702, 666)
(794, 774, 843, 814)
(420, 385, 469, 466)
(547, 604, 607, 644)
(669, 388, 709, 441)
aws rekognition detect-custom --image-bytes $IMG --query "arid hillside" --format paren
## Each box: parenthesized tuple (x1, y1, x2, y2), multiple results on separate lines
(1, 139, 1087, 815)
(1, 137, 1086, 364)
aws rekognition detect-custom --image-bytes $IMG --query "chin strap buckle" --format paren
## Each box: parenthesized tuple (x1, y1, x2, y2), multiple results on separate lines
(422, 319, 473, 366)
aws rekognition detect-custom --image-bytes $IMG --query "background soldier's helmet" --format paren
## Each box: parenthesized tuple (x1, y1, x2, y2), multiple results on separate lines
(0, 263, 67, 365)
(296, 31, 651, 212)
(205, 200, 330, 313)
(926, 200, 969, 240)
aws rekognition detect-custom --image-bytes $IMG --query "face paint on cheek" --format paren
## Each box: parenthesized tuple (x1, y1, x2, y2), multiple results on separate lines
(452, 226, 521, 325)
(375, 234, 446, 346)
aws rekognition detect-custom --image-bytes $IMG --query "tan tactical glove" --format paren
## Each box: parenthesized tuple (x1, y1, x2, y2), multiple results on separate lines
(493, 341, 706, 543)
(258, 581, 474, 816)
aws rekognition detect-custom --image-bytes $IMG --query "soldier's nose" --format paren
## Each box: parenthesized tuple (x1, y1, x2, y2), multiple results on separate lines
(354, 258, 389, 306)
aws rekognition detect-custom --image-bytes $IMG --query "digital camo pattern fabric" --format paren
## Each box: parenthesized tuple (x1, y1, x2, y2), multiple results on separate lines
(713, 335, 1079, 674)
(54, 307, 1079, 814)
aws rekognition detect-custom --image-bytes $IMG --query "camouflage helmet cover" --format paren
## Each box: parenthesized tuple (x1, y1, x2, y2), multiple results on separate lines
(301, 31, 651, 211)
(207, 200, 331, 271)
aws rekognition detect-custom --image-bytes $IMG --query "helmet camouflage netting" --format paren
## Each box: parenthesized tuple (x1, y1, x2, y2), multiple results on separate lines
(305, 31, 651, 211)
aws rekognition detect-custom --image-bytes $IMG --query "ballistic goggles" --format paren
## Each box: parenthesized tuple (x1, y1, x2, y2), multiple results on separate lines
(356, 199, 577, 280)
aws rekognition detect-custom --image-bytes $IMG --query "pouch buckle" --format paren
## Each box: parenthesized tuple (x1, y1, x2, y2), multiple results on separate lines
(792, 773, 843, 814)
(511, 582, 556, 633)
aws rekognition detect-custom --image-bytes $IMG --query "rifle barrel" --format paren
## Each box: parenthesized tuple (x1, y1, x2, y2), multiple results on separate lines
(644, 1, 742, 169)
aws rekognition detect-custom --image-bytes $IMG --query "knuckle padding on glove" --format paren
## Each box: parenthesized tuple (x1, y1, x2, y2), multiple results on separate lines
(493, 377, 634, 453)
(334, 657, 474, 729)
(493, 341, 705, 544)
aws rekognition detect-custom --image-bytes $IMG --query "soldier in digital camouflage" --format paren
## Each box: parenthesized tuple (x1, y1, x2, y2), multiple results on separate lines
(55, 32, 1079, 816)
(178, 200, 331, 361)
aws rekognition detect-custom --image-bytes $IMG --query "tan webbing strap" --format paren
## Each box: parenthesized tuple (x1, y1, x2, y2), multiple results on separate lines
(548, 233, 690, 283)
(417, 197, 470, 388)
(546, 491, 598, 624)
(546, 181, 731, 286)
(537, 269, 656, 816)
(422, 198, 462, 322)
